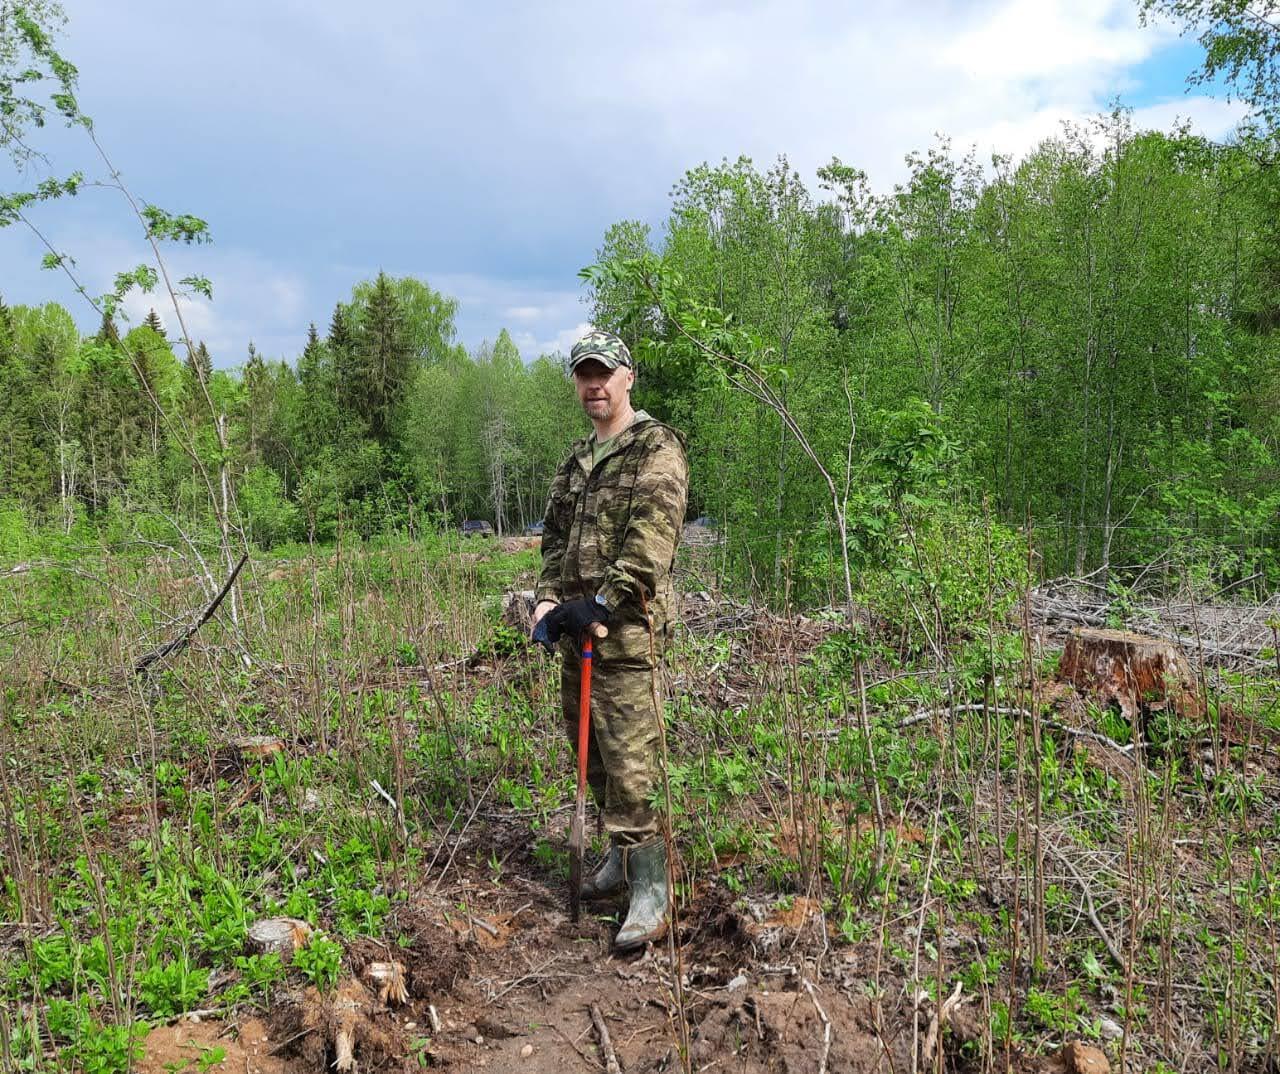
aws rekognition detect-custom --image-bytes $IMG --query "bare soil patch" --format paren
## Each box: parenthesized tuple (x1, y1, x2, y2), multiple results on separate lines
(139, 813, 999, 1073)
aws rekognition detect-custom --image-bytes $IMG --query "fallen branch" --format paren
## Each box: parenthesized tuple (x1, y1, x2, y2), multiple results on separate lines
(370, 778, 408, 838)
(589, 1003, 623, 1074)
(899, 704, 1139, 760)
(551, 1020, 602, 1071)
(486, 954, 563, 1006)
(133, 552, 248, 675)
(1039, 834, 1125, 970)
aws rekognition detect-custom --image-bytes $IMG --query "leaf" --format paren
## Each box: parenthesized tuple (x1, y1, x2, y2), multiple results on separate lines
(141, 204, 212, 244)
(179, 275, 214, 300)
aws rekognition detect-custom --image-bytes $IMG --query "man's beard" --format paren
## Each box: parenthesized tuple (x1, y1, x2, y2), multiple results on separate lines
(586, 398, 613, 420)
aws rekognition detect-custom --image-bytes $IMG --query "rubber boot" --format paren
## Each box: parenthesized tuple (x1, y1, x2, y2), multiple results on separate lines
(580, 842, 625, 901)
(614, 838, 669, 950)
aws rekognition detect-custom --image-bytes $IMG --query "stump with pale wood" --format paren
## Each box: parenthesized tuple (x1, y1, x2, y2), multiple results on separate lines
(246, 917, 313, 960)
(1059, 627, 1203, 723)
(502, 590, 536, 637)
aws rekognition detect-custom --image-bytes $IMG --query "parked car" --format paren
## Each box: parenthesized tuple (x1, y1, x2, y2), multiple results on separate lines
(461, 519, 495, 537)
(523, 520, 545, 536)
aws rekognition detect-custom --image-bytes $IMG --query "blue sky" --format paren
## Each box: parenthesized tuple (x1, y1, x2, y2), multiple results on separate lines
(1, 0, 1242, 368)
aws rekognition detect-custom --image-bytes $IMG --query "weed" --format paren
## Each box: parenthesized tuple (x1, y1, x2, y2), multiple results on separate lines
(294, 934, 343, 992)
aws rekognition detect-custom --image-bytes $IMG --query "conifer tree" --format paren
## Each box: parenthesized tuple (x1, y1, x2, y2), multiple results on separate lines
(327, 303, 351, 352)
(355, 271, 410, 443)
(243, 342, 268, 463)
(298, 324, 325, 393)
(328, 302, 363, 430)
(142, 308, 164, 335)
(190, 341, 212, 381)
(95, 310, 119, 344)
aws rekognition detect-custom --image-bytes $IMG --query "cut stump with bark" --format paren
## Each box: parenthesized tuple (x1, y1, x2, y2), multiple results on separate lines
(213, 735, 286, 780)
(1058, 627, 1203, 724)
(1059, 1039, 1110, 1073)
(234, 735, 285, 760)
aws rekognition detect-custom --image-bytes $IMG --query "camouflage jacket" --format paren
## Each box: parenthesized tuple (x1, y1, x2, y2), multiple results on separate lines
(536, 413, 688, 638)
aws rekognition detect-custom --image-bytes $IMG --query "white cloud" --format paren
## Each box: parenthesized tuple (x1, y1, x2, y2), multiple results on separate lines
(940, 0, 1162, 85)
(1129, 96, 1247, 138)
(953, 94, 1247, 165)
(0, 215, 310, 367)
(8, 0, 1240, 368)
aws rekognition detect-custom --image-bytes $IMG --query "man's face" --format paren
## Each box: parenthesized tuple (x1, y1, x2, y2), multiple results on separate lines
(573, 359, 634, 422)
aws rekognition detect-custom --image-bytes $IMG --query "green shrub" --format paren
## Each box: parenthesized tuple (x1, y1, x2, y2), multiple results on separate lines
(240, 465, 300, 548)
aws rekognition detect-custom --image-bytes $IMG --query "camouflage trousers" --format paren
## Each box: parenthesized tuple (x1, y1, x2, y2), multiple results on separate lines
(559, 612, 668, 846)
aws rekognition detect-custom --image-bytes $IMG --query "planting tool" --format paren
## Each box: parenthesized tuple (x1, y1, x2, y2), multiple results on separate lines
(569, 634, 593, 922)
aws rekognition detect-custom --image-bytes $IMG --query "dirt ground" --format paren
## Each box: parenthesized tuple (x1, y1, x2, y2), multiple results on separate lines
(136, 809, 1061, 1074)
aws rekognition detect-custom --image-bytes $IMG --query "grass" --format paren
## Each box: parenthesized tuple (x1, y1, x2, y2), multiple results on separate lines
(2, 531, 1279, 1071)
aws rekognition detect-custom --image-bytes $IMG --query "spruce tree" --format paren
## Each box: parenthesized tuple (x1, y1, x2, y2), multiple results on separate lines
(327, 304, 351, 352)
(356, 271, 410, 443)
(329, 303, 364, 433)
(243, 342, 269, 463)
(142, 308, 164, 335)
(296, 321, 338, 463)
(190, 341, 212, 381)
(96, 311, 120, 344)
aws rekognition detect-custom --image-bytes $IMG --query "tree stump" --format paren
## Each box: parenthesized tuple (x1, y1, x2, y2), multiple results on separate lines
(234, 735, 285, 760)
(1058, 627, 1203, 722)
(214, 735, 286, 779)
(502, 590, 536, 637)
(246, 917, 313, 960)
(1059, 1040, 1110, 1073)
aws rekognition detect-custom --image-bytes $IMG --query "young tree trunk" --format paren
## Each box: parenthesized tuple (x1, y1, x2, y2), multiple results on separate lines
(1100, 408, 1118, 585)
(217, 412, 240, 627)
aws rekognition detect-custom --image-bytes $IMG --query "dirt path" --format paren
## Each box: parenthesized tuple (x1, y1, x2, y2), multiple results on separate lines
(139, 814, 1009, 1073)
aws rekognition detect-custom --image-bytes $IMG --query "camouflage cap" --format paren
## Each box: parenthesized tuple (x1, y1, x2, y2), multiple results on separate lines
(569, 328, 633, 372)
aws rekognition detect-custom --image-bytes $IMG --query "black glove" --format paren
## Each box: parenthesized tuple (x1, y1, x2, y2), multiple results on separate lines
(532, 597, 610, 653)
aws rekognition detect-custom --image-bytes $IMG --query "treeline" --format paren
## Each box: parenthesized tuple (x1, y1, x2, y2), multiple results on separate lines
(0, 273, 581, 547)
(3, 112, 1279, 598)
(592, 112, 1280, 591)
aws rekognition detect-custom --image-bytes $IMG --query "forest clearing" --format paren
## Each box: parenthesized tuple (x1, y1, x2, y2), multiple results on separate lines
(3, 532, 1279, 1073)
(5, 0, 1280, 1071)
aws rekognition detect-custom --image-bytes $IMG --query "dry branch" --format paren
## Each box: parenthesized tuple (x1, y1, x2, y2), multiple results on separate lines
(1038, 833, 1126, 970)
(133, 552, 248, 675)
(589, 1002, 623, 1074)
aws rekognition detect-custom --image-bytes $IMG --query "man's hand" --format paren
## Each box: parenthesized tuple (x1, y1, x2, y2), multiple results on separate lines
(531, 597, 609, 652)
(531, 599, 559, 632)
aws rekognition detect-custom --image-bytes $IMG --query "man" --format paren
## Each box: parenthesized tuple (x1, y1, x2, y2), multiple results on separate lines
(531, 327, 688, 949)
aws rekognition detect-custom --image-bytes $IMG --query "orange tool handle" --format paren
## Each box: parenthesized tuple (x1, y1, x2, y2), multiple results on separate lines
(577, 636, 592, 791)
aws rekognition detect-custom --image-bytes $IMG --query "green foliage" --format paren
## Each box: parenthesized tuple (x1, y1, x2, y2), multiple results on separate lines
(45, 998, 145, 1074)
(294, 934, 343, 992)
(1140, 0, 1280, 124)
(138, 954, 210, 1018)
(858, 502, 1028, 653)
(585, 119, 1280, 593)
(239, 464, 300, 548)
